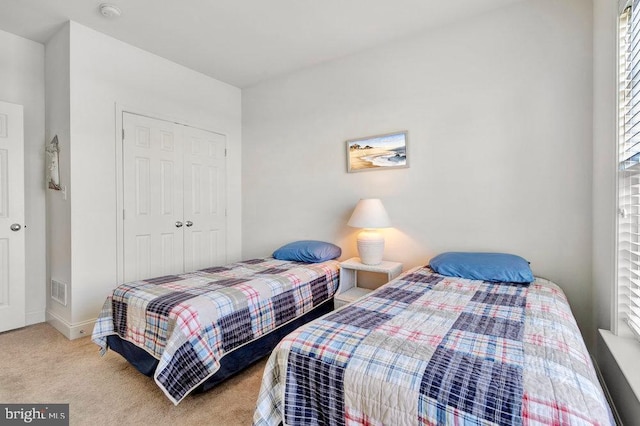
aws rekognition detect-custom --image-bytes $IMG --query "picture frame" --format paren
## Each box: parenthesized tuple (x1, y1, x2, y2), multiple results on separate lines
(346, 130, 409, 173)
(46, 135, 61, 190)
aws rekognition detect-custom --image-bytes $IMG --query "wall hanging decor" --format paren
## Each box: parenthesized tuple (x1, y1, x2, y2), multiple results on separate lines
(46, 135, 61, 190)
(346, 130, 408, 173)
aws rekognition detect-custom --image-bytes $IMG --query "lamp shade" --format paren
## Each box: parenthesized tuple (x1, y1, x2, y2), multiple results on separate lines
(347, 198, 390, 229)
(347, 198, 390, 265)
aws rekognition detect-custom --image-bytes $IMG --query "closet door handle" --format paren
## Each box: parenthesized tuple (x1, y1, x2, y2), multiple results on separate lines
(185, 221, 193, 227)
(175, 221, 183, 228)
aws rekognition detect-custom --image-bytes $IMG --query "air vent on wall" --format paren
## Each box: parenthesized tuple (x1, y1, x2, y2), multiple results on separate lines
(51, 280, 67, 306)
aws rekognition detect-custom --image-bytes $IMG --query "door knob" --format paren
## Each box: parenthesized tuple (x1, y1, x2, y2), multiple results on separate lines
(185, 221, 193, 227)
(10, 223, 21, 231)
(175, 221, 183, 228)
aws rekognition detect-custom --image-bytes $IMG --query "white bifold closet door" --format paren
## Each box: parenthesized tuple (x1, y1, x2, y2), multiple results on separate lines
(182, 125, 227, 272)
(122, 112, 226, 282)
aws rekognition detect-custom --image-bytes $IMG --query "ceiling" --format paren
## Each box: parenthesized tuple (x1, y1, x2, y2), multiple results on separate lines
(0, 0, 524, 88)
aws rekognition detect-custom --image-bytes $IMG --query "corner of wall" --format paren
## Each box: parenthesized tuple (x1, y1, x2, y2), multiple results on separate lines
(46, 310, 94, 340)
(45, 20, 73, 327)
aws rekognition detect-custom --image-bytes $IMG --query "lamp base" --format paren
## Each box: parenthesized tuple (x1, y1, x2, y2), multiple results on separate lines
(357, 229, 384, 265)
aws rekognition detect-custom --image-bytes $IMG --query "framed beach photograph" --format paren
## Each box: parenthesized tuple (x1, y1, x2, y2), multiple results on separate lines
(346, 130, 409, 173)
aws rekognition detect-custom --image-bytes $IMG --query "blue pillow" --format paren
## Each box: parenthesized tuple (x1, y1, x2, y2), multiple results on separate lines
(429, 252, 534, 283)
(272, 240, 341, 263)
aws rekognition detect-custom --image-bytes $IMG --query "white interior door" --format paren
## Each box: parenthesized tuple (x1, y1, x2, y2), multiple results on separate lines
(123, 113, 184, 281)
(182, 126, 227, 271)
(0, 101, 25, 332)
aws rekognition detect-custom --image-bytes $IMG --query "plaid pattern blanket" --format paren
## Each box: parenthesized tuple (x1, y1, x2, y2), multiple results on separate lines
(254, 267, 614, 426)
(92, 258, 339, 405)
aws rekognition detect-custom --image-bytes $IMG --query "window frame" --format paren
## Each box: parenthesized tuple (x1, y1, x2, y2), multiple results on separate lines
(616, 0, 640, 338)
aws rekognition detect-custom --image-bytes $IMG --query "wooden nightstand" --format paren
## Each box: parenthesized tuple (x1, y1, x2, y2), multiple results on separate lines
(334, 257, 403, 309)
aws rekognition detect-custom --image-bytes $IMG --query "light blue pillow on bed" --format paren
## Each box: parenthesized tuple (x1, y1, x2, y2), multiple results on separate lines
(272, 240, 341, 263)
(429, 252, 534, 283)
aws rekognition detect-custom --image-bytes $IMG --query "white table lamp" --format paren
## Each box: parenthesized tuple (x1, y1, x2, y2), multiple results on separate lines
(347, 198, 391, 265)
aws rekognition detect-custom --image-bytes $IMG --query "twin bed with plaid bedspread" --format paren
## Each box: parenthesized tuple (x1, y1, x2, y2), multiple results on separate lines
(254, 266, 614, 425)
(92, 258, 339, 405)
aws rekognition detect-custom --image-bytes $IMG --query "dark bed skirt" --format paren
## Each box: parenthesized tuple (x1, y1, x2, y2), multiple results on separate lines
(106, 298, 334, 394)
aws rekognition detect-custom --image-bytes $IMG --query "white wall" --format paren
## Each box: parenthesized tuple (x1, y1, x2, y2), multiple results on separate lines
(0, 29, 46, 325)
(243, 0, 595, 344)
(45, 23, 72, 327)
(45, 21, 242, 336)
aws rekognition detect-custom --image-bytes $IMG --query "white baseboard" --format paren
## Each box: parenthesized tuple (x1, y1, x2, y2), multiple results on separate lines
(25, 310, 45, 326)
(46, 310, 95, 340)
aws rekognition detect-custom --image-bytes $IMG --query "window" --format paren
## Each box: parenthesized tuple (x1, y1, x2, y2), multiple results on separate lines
(618, 1, 640, 338)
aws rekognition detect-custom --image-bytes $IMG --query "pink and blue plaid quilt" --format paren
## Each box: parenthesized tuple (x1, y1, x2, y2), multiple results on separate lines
(92, 258, 339, 404)
(254, 267, 614, 425)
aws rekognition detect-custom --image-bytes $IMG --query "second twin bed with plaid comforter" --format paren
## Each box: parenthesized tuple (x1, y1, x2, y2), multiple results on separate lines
(254, 266, 614, 425)
(92, 258, 339, 404)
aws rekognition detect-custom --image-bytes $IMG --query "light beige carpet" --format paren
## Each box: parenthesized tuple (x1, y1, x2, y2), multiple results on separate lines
(0, 323, 267, 425)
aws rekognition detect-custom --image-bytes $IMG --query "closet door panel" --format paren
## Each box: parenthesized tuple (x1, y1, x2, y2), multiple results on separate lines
(183, 126, 227, 271)
(123, 113, 184, 281)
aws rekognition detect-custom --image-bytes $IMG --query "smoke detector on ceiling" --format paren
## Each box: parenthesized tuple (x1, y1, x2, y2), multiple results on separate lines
(99, 3, 122, 18)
